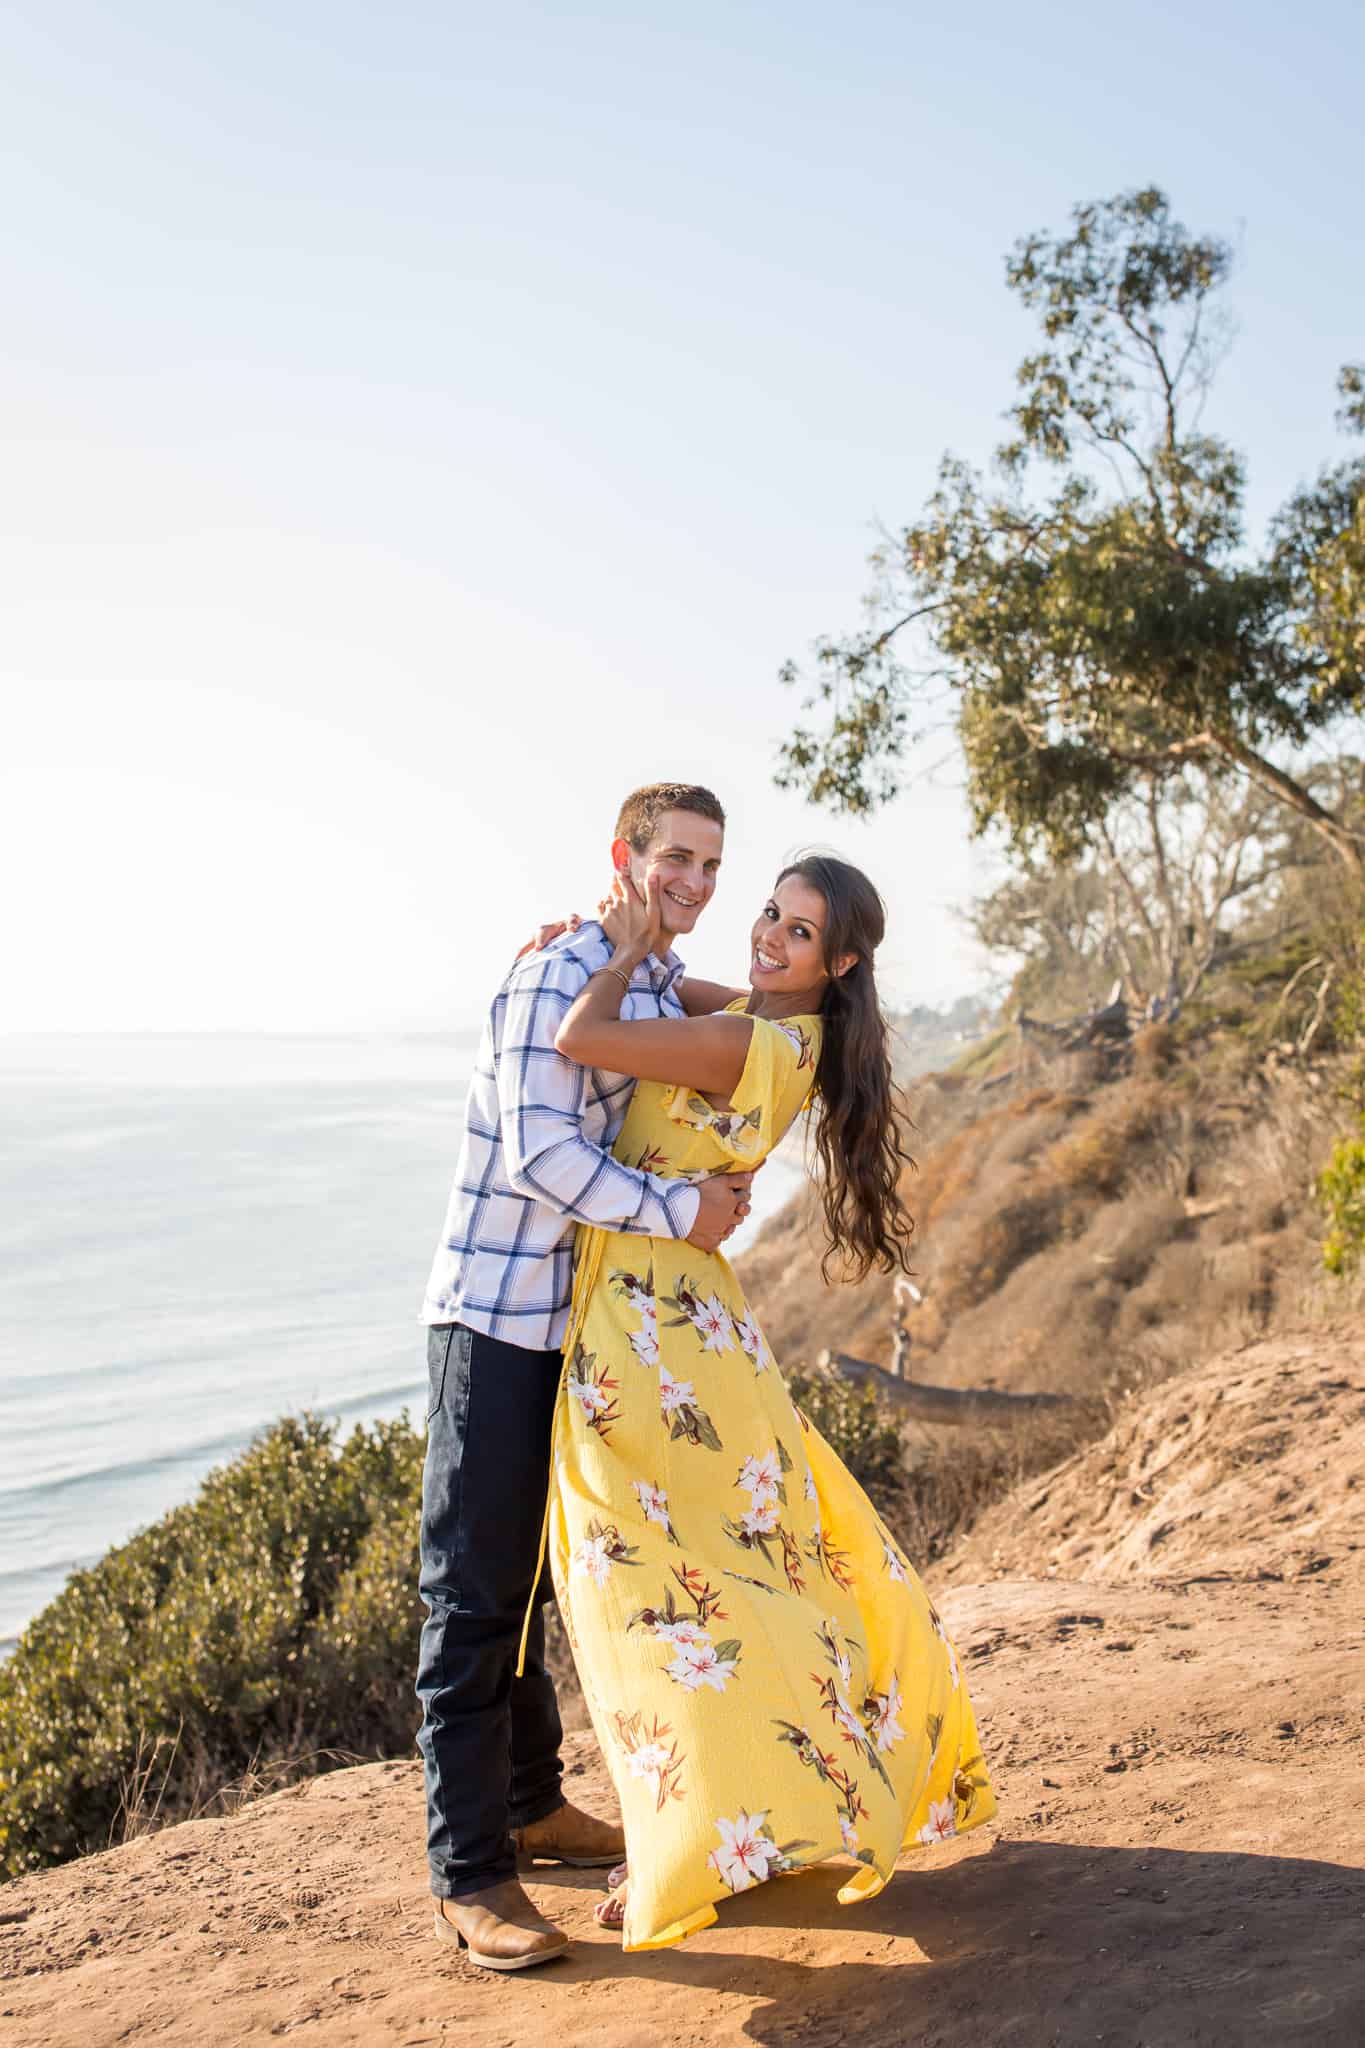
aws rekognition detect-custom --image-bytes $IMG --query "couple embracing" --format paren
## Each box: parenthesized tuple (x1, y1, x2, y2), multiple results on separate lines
(417, 781, 994, 1970)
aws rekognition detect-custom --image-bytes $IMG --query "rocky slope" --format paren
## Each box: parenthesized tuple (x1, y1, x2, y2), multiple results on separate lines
(741, 1058, 1336, 1404)
(3, 1327, 1363, 2046)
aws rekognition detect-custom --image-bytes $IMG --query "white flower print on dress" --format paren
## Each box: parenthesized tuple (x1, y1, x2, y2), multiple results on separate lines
(570, 1517, 639, 1587)
(627, 1564, 743, 1691)
(631, 1478, 675, 1540)
(658, 1365, 695, 1416)
(611, 1709, 685, 1813)
(572, 1533, 614, 1586)
(724, 1443, 801, 1582)
(707, 1810, 782, 1893)
(629, 1317, 661, 1368)
(652, 1358, 723, 1451)
(692, 1294, 736, 1354)
(571, 1377, 610, 1420)
(740, 1499, 781, 1539)
(610, 1264, 661, 1368)
(627, 1741, 673, 1782)
(566, 1345, 620, 1440)
(775, 1020, 816, 1071)
(816, 1616, 855, 1690)
(831, 1689, 864, 1745)
(666, 1638, 738, 1692)
(918, 1797, 957, 1845)
(733, 1307, 772, 1374)
(652, 1616, 711, 1649)
(737, 1450, 782, 1504)
(866, 1674, 905, 1755)
(881, 1537, 910, 1584)
(839, 1815, 860, 1855)
(929, 1604, 961, 1690)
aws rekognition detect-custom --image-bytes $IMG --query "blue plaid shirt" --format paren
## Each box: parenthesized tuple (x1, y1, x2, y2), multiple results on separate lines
(421, 922, 702, 1349)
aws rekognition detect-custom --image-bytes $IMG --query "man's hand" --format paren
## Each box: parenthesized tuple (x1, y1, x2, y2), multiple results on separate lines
(686, 1171, 755, 1253)
(513, 914, 582, 963)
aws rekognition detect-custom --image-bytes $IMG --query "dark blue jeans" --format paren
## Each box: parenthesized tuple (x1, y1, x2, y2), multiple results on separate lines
(416, 1323, 566, 1898)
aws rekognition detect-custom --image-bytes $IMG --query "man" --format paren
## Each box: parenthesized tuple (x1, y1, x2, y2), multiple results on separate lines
(417, 782, 750, 1972)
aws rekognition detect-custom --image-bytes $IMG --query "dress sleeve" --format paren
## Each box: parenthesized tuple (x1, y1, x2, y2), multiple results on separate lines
(661, 1015, 814, 1165)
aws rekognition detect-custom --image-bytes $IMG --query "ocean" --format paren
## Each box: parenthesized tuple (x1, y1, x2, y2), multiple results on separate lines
(0, 1033, 803, 1650)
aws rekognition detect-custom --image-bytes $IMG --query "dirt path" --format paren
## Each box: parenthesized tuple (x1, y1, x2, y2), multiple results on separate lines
(4, 1333, 1363, 2047)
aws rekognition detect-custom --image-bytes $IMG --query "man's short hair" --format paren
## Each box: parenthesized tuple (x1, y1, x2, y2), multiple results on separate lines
(614, 782, 726, 853)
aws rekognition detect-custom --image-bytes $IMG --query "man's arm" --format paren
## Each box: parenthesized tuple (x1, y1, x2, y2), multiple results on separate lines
(494, 952, 704, 1239)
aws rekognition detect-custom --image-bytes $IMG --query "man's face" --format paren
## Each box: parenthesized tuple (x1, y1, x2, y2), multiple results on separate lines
(615, 808, 724, 939)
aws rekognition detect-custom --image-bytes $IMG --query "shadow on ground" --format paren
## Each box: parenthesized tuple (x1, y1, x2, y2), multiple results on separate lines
(535, 1836, 1365, 2047)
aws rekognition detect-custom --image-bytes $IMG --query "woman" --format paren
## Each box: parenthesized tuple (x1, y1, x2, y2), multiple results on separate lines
(534, 853, 994, 1951)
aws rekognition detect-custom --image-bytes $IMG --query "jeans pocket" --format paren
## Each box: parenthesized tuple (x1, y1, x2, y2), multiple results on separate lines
(426, 1324, 455, 1421)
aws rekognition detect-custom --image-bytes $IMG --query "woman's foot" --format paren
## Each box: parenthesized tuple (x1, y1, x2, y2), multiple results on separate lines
(594, 1877, 628, 1931)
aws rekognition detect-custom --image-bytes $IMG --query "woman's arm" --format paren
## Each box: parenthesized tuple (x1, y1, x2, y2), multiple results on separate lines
(677, 973, 750, 1017)
(554, 873, 753, 1095)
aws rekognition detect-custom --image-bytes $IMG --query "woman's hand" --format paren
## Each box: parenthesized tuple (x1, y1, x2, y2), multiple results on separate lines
(601, 871, 662, 966)
(514, 913, 582, 963)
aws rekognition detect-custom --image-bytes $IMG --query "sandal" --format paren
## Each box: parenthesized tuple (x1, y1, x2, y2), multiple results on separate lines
(594, 1877, 628, 1931)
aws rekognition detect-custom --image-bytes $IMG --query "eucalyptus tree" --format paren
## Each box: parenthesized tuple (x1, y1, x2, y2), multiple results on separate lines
(777, 187, 1365, 870)
(971, 761, 1353, 1017)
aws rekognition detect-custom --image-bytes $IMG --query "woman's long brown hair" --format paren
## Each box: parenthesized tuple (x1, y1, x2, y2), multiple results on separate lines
(776, 855, 915, 1282)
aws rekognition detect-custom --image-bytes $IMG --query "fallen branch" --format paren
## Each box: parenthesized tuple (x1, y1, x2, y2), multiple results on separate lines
(816, 1348, 1077, 1425)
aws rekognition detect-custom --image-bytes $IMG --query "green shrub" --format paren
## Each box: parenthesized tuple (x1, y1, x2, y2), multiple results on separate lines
(0, 1413, 424, 1880)
(1317, 1122, 1365, 1275)
(786, 1370, 905, 1504)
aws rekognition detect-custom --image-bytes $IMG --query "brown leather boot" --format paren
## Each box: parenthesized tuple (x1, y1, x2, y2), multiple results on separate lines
(433, 1879, 571, 1972)
(513, 1798, 625, 1868)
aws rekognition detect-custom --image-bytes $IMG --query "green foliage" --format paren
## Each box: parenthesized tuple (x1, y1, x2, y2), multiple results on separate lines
(1337, 363, 1365, 438)
(786, 1371, 904, 1505)
(0, 1414, 424, 1880)
(777, 184, 1365, 873)
(1317, 1123, 1365, 1275)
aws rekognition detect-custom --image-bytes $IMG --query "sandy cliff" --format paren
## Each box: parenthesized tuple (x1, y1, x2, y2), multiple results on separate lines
(3, 1326, 1363, 2045)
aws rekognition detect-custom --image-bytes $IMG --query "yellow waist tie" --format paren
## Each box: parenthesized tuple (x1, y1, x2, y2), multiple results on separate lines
(514, 1222, 609, 1678)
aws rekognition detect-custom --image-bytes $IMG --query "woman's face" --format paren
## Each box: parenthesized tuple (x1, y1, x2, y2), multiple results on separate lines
(749, 875, 834, 1001)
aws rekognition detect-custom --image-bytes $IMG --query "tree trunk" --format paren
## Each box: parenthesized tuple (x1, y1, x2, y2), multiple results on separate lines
(1216, 733, 1365, 873)
(817, 1349, 1077, 1424)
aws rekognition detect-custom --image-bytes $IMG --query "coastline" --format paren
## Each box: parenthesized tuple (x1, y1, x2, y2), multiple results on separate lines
(0, 1130, 806, 1658)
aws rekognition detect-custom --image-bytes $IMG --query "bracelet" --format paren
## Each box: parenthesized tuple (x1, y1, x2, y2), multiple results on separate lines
(597, 964, 633, 995)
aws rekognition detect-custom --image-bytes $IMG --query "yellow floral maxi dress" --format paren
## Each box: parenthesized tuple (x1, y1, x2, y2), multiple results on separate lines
(544, 1010, 995, 1952)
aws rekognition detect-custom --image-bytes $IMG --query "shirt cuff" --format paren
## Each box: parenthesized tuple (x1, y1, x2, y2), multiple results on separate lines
(662, 1181, 701, 1239)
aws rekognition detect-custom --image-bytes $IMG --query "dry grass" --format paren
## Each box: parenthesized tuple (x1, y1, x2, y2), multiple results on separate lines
(881, 1401, 1111, 1568)
(730, 1037, 1358, 1593)
(743, 1050, 1339, 1402)
(111, 1724, 374, 1850)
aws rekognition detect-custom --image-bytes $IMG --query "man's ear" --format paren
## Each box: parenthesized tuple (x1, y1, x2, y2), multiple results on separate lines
(834, 951, 859, 979)
(610, 836, 634, 876)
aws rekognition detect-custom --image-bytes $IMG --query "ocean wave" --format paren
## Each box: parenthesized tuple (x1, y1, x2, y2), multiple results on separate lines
(0, 1385, 424, 1510)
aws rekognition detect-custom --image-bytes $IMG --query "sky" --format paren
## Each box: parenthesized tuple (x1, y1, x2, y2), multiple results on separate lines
(3, 0, 1361, 1032)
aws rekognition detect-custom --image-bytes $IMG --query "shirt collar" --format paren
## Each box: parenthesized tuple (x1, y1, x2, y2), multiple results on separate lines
(579, 921, 685, 995)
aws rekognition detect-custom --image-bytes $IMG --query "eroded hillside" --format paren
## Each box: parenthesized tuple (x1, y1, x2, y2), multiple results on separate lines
(740, 1040, 1338, 1405)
